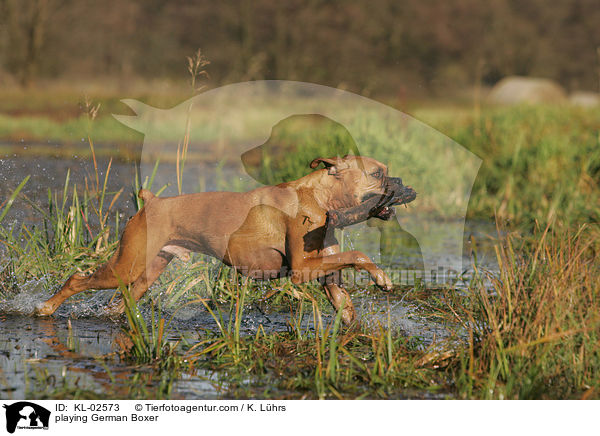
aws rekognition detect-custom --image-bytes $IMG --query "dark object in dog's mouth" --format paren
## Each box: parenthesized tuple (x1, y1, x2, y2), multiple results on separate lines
(327, 182, 417, 228)
(380, 185, 417, 218)
(364, 185, 417, 220)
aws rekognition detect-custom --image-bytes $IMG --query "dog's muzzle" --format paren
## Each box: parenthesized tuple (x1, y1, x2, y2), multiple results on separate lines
(327, 177, 417, 228)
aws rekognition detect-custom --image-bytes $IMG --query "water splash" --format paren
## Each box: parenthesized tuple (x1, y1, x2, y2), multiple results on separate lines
(0, 275, 55, 315)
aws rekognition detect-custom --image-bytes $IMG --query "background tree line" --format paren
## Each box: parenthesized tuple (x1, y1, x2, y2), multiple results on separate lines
(1, 0, 599, 96)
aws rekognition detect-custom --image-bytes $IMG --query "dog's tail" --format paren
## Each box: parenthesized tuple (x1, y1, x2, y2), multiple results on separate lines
(138, 189, 155, 204)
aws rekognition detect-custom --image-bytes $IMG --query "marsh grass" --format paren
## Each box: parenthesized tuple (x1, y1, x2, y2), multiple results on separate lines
(416, 105, 600, 227)
(182, 305, 445, 399)
(446, 222, 600, 399)
(119, 287, 180, 367)
(172, 278, 448, 399)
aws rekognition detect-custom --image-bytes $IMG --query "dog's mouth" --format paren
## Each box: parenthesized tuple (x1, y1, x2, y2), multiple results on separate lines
(375, 205, 395, 220)
(326, 177, 417, 229)
(363, 178, 417, 221)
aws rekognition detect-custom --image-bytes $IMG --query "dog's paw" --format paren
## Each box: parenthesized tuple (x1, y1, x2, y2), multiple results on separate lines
(34, 302, 54, 317)
(373, 270, 393, 291)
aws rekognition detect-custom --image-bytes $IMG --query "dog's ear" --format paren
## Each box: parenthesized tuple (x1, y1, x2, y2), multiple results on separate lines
(310, 157, 339, 174)
(310, 157, 337, 168)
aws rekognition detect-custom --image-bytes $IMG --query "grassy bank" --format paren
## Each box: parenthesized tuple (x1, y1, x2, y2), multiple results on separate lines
(416, 105, 600, 227)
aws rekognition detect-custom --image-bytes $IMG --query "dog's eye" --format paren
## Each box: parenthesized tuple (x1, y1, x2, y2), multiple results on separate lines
(371, 170, 383, 178)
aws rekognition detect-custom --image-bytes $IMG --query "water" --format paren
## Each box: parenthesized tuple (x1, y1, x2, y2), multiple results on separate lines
(0, 313, 221, 399)
(0, 147, 235, 229)
(0, 290, 460, 399)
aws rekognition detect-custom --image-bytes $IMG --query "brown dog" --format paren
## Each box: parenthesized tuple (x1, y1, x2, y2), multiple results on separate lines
(36, 155, 416, 325)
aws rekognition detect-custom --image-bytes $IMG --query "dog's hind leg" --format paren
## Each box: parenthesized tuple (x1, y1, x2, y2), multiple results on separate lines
(35, 248, 148, 316)
(35, 262, 139, 316)
(108, 251, 174, 314)
(35, 207, 163, 316)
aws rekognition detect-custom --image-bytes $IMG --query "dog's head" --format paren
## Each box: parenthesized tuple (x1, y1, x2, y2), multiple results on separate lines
(310, 155, 416, 221)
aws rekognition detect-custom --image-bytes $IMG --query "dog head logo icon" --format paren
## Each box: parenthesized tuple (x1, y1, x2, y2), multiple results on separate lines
(3, 402, 50, 433)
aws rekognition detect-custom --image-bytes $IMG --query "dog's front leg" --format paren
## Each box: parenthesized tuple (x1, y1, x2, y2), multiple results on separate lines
(322, 276, 356, 326)
(285, 211, 391, 325)
(289, 250, 392, 291)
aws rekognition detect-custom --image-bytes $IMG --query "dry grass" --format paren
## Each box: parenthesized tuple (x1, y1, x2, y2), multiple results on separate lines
(447, 222, 600, 399)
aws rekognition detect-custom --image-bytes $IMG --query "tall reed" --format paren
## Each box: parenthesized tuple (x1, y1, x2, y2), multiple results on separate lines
(450, 222, 600, 399)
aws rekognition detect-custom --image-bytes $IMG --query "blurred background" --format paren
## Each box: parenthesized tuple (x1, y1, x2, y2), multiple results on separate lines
(1, 0, 599, 97)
